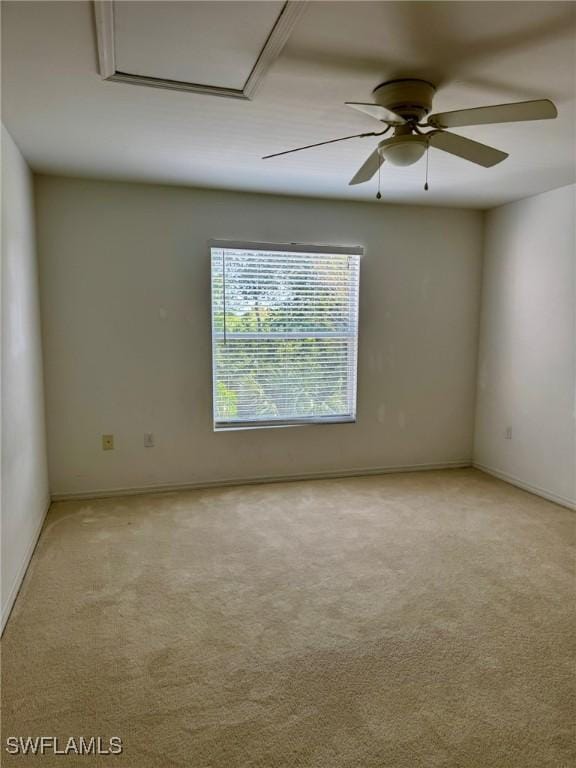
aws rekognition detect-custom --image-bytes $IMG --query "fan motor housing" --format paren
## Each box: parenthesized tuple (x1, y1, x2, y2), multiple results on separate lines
(373, 79, 436, 122)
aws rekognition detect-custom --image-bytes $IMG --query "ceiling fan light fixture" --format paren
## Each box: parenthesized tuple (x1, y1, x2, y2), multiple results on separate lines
(263, 75, 557, 184)
(379, 135, 428, 167)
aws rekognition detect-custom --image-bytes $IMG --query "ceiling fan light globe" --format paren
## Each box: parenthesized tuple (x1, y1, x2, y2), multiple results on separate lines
(380, 139, 427, 167)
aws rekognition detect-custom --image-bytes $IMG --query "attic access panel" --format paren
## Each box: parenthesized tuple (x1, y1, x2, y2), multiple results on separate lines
(94, 1, 307, 99)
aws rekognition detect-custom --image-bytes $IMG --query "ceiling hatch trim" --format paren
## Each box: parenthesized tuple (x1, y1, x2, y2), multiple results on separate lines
(93, 1, 308, 100)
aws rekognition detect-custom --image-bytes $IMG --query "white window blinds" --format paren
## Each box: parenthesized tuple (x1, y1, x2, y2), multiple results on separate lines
(210, 242, 361, 429)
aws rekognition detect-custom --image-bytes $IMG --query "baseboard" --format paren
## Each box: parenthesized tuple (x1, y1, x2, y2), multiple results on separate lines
(1, 496, 50, 636)
(473, 462, 576, 511)
(51, 460, 472, 501)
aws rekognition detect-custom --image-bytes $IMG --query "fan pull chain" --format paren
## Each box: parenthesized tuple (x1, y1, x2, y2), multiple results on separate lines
(424, 141, 430, 191)
(376, 159, 382, 200)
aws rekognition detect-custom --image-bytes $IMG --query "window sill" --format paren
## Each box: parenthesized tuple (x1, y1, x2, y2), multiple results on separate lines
(213, 417, 356, 432)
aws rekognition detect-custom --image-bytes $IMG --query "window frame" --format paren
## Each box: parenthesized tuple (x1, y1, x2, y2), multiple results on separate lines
(209, 240, 362, 431)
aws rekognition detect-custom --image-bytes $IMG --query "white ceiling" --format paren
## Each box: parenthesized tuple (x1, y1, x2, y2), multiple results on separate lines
(2, 1, 575, 208)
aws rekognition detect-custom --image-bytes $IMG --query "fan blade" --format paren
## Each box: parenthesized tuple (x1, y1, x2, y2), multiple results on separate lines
(349, 149, 384, 186)
(429, 131, 508, 167)
(428, 99, 557, 128)
(346, 102, 406, 125)
(262, 130, 386, 160)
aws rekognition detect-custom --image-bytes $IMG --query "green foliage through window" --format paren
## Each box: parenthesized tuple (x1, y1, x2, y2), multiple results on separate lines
(211, 245, 360, 428)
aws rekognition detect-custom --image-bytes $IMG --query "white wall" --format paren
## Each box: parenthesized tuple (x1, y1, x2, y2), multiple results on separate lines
(1, 126, 49, 630)
(474, 184, 576, 508)
(36, 176, 483, 497)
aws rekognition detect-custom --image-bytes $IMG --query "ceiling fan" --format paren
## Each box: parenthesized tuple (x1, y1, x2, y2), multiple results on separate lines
(262, 79, 558, 187)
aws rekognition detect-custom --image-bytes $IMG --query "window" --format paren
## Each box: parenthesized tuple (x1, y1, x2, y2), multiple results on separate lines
(210, 242, 361, 430)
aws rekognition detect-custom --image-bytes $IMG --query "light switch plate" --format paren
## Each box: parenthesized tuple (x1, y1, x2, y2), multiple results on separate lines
(102, 434, 114, 450)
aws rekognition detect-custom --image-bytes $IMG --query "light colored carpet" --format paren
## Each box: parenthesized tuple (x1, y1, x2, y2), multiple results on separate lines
(1, 468, 574, 767)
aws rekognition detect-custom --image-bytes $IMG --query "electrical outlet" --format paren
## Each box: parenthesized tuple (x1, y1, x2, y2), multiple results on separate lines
(504, 426, 512, 440)
(102, 434, 114, 450)
(144, 433, 155, 448)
